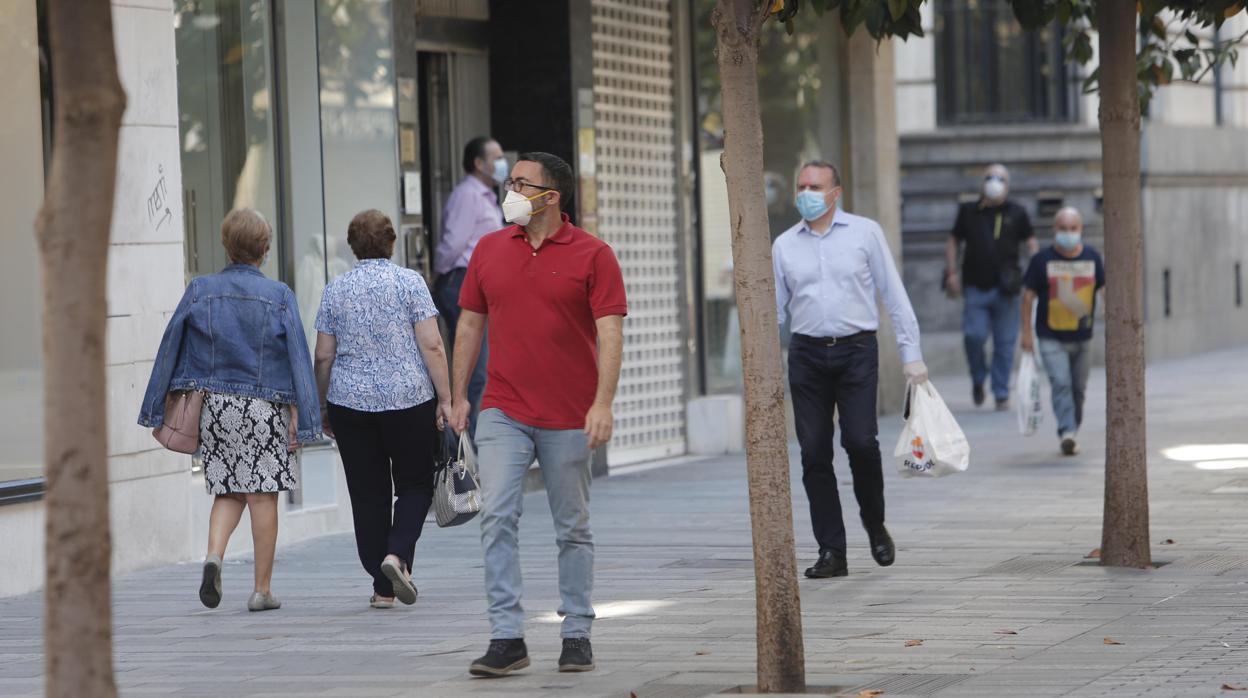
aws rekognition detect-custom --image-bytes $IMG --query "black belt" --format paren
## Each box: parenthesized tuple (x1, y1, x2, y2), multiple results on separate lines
(793, 330, 876, 346)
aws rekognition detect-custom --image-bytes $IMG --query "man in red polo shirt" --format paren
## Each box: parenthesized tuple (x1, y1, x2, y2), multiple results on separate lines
(450, 152, 626, 677)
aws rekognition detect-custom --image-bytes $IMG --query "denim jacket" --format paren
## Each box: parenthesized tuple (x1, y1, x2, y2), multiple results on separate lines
(138, 264, 321, 441)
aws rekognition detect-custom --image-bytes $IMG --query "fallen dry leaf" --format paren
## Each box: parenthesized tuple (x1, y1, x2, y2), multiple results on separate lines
(857, 691, 884, 697)
(1162, 538, 1176, 545)
(905, 639, 924, 647)
(995, 629, 1019, 635)
(694, 650, 710, 656)
(1223, 684, 1248, 691)
(1103, 637, 1124, 645)
(1086, 548, 1102, 559)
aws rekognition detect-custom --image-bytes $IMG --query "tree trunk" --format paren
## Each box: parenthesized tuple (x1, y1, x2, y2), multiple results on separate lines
(1096, 0, 1150, 568)
(38, 1, 126, 696)
(711, 0, 807, 692)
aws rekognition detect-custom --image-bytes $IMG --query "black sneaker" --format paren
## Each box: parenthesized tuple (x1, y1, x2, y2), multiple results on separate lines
(972, 383, 985, 407)
(558, 637, 595, 672)
(804, 550, 848, 578)
(469, 639, 529, 677)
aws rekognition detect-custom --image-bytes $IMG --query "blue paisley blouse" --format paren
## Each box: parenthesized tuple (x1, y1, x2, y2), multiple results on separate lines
(315, 259, 439, 411)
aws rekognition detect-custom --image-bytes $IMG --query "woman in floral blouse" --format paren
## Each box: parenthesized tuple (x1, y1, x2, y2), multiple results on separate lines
(314, 209, 453, 608)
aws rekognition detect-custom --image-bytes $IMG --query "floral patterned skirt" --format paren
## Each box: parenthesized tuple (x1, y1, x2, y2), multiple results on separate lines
(199, 392, 297, 495)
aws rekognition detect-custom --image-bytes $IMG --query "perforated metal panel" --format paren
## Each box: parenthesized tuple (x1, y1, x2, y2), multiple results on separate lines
(591, 0, 686, 464)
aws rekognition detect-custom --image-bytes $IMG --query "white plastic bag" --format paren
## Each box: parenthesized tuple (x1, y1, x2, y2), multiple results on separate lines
(1016, 351, 1044, 436)
(894, 382, 970, 478)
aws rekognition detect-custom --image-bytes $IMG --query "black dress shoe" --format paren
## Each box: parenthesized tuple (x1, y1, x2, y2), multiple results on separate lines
(469, 639, 530, 677)
(804, 550, 848, 578)
(867, 526, 895, 567)
(973, 383, 985, 407)
(558, 637, 595, 672)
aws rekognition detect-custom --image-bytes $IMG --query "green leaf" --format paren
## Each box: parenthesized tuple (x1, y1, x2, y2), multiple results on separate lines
(1185, 29, 1200, 46)
(786, 17, 795, 34)
(1057, 0, 1071, 26)
(887, 0, 907, 21)
(863, 0, 889, 38)
(1151, 16, 1168, 40)
(1072, 32, 1094, 64)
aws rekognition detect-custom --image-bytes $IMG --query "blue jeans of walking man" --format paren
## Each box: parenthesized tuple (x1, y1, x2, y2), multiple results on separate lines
(477, 408, 595, 640)
(1038, 338, 1091, 437)
(964, 286, 1020, 402)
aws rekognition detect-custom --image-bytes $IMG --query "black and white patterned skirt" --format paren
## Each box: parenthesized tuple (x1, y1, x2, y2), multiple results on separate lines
(199, 392, 297, 495)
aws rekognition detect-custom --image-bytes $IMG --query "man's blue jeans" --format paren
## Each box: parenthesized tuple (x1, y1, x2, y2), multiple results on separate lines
(433, 268, 487, 436)
(476, 408, 595, 640)
(963, 286, 1020, 401)
(1038, 338, 1091, 438)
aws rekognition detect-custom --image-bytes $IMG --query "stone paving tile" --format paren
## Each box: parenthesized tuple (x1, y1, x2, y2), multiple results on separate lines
(2, 348, 1248, 697)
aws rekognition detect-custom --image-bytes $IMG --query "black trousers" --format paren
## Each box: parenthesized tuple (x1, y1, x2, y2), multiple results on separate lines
(788, 333, 885, 556)
(328, 400, 438, 597)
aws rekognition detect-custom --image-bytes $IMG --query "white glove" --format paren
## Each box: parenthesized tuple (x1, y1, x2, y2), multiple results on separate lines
(903, 360, 929, 385)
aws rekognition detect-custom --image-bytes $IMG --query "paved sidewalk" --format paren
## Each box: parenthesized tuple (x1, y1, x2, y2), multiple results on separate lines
(2, 347, 1247, 697)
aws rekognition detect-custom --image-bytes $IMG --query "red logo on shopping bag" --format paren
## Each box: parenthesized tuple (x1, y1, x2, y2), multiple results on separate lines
(911, 436, 925, 461)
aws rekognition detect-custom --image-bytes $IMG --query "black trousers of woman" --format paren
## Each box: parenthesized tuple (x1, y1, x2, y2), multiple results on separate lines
(328, 399, 438, 597)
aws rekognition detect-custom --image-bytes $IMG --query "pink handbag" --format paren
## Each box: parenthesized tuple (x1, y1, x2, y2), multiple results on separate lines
(152, 390, 205, 454)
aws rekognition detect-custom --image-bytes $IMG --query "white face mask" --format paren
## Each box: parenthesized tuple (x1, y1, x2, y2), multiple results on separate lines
(501, 189, 551, 226)
(982, 177, 1007, 201)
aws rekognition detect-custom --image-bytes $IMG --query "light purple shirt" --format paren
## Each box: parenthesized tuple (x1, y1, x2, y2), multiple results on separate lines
(434, 175, 503, 275)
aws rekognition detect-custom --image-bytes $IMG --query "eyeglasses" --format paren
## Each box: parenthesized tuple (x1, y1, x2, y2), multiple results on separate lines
(502, 177, 556, 194)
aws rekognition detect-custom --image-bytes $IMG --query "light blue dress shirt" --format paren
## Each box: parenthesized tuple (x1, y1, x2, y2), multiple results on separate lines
(315, 259, 439, 411)
(773, 208, 923, 364)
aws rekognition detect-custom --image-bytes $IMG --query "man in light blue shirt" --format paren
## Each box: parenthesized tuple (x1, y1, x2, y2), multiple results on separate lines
(773, 161, 928, 580)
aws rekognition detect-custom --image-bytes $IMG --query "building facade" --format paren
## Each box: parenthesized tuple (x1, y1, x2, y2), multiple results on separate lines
(895, 1, 1248, 370)
(1, 0, 727, 596)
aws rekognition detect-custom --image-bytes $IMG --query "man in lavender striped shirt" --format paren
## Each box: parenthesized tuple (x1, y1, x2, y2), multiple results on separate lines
(433, 136, 506, 436)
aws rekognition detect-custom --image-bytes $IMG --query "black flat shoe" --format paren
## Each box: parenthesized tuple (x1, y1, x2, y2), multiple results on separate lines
(469, 639, 529, 677)
(804, 550, 848, 578)
(558, 637, 595, 672)
(868, 526, 895, 567)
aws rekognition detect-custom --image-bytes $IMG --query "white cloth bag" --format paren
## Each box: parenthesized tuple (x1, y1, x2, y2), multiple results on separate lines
(894, 382, 970, 478)
(1016, 351, 1044, 436)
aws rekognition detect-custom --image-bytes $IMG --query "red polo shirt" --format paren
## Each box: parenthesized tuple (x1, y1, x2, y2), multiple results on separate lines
(459, 214, 628, 429)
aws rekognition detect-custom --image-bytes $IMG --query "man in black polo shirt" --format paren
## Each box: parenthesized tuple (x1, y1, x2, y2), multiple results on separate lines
(944, 164, 1039, 409)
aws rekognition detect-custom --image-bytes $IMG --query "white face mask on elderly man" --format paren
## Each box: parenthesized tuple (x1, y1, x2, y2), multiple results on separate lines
(982, 176, 1007, 201)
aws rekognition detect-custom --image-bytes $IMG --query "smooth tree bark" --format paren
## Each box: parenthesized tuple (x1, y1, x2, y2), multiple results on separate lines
(38, 1, 127, 696)
(1096, 0, 1151, 568)
(711, 0, 807, 691)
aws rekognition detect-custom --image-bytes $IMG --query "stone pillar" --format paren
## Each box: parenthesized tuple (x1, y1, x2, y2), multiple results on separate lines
(817, 22, 907, 415)
(846, 32, 906, 415)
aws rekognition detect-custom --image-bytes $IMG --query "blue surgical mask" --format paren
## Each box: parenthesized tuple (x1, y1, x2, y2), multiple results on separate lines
(1055, 231, 1081, 251)
(795, 190, 830, 221)
(491, 157, 509, 185)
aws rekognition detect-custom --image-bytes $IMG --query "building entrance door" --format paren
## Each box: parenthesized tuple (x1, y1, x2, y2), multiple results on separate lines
(416, 49, 492, 268)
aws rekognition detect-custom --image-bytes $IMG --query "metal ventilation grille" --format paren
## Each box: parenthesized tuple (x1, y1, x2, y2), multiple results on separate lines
(591, 0, 686, 464)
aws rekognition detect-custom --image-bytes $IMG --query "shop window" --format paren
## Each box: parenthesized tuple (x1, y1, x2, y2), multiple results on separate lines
(0, 0, 51, 494)
(175, 0, 281, 280)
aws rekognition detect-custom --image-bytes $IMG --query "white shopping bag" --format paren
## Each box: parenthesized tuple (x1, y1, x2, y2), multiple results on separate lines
(1016, 351, 1044, 436)
(894, 382, 970, 478)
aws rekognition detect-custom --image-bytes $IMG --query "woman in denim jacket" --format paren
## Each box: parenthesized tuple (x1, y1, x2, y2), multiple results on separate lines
(139, 209, 320, 612)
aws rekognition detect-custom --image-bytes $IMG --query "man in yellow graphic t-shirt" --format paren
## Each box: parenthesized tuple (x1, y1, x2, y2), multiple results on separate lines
(1020, 207, 1105, 456)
